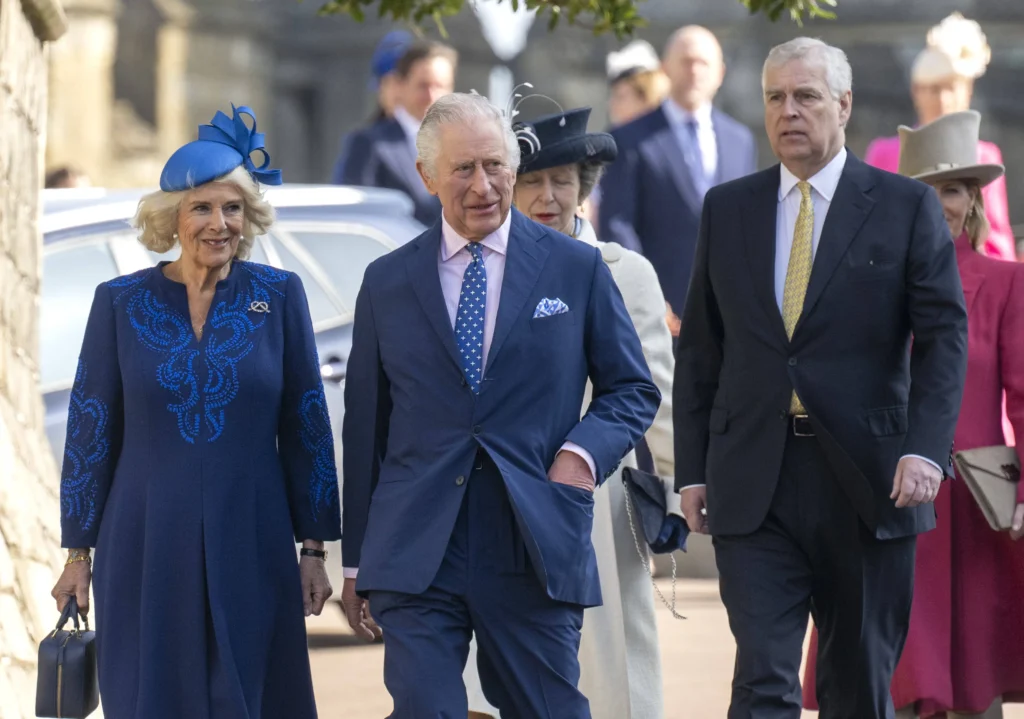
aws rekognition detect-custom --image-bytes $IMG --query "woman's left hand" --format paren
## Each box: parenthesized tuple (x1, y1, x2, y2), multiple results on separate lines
(299, 549, 333, 617)
(1011, 503, 1024, 541)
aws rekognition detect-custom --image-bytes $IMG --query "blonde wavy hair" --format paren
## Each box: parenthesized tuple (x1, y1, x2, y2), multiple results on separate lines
(132, 166, 275, 261)
(964, 182, 990, 251)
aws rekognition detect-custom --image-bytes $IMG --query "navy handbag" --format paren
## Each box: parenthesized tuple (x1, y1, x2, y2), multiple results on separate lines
(35, 596, 98, 718)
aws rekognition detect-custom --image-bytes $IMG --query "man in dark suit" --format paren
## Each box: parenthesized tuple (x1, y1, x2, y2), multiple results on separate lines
(340, 92, 659, 718)
(674, 38, 968, 718)
(598, 25, 757, 334)
(340, 40, 456, 226)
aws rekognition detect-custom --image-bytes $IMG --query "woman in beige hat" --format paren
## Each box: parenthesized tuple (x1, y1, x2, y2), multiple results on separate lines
(861, 13, 1017, 262)
(803, 110, 1024, 718)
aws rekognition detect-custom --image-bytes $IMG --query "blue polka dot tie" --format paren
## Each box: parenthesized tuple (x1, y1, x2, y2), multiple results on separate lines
(456, 242, 487, 393)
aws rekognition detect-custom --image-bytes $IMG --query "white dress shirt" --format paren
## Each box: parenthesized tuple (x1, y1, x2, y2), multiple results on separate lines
(680, 147, 937, 492)
(343, 211, 595, 577)
(662, 99, 717, 181)
(393, 105, 421, 157)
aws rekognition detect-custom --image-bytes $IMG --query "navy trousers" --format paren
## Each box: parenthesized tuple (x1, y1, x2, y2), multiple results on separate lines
(369, 451, 591, 719)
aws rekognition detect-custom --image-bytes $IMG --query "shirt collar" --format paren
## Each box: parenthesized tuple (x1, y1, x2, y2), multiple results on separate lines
(440, 210, 511, 262)
(393, 105, 421, 141)
(662, 99, 713, 129)
(778, 147, 848, 202)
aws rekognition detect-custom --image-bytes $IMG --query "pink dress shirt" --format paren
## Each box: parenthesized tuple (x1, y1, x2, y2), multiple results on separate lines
(864, 135, 1018, 262)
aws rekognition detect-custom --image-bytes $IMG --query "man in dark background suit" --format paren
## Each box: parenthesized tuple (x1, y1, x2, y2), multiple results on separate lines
(340, 40, 456, 226)
(674, 38, 968, 718)
(598, 25, 758, 336)
(340, 93, 659, 718)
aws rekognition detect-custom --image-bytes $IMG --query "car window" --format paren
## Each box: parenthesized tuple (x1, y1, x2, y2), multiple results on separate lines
(41, 242, 121, 387)
(147, 237, 269, 266)
(288, 231, 393, 310)
(267, 238, 342, 325)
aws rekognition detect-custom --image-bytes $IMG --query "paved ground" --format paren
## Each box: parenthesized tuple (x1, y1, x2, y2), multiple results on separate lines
(306, 578, 1024, 718)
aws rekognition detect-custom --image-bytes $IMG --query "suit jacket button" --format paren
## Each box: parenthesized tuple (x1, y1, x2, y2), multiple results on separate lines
(779, 410, 788, 420)
(472, 425, 482, 436)
(455, 476, 465, 486)
(788, 357, 798, 367)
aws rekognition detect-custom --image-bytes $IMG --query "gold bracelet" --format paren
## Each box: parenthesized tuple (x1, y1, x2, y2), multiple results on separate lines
(65, 550, 91, 566)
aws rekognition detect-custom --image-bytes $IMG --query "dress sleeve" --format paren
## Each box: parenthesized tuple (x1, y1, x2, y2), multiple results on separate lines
(61, 284, 124, 548)
(999, 265, 1024, 502)
(277, 273, 342, 541)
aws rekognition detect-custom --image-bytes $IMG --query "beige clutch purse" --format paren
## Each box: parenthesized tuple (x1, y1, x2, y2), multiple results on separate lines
(953, 446, 1021, 531)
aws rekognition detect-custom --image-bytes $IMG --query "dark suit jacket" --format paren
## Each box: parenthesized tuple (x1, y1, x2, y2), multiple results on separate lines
(342, 209, 660, 606)
(673, 153, 968, 540)
(339, 117, 442, 226)
(598, 105, 757, 318)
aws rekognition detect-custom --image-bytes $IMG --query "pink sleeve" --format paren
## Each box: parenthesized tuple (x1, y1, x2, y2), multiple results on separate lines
(978, 143, 1018, 262)
(999, 266, 1024, 502)
(864, 137, 899, 173)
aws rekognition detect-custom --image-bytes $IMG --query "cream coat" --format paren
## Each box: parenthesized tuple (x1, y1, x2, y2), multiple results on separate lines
(465, 219, 678, 719)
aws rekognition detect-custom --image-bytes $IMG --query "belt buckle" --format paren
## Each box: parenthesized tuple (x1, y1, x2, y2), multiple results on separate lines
(791, 414, 814, 437)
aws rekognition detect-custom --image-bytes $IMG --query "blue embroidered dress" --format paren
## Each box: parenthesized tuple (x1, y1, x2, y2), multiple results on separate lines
(60, 261, 341, 719)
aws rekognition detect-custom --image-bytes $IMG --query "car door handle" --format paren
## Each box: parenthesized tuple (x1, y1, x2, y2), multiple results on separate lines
(320, 357, 346, 384)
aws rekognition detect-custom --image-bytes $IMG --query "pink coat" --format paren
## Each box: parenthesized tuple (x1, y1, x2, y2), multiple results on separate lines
(803, 233, 1024, 715)
(865, 135, 1019, 262)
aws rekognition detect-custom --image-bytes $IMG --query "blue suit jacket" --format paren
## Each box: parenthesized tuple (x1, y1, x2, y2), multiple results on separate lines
(598, 105, 757, 319)
(339, 117, 442, 227)
(342, 209, 660, 607)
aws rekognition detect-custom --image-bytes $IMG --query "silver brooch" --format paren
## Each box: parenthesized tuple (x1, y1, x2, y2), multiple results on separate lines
(250, 301, 270, 314)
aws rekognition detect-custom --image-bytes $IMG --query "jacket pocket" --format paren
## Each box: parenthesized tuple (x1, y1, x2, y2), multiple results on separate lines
(864, 405, 908, 437)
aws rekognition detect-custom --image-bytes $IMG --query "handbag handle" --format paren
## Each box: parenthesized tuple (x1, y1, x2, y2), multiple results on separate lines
(54, 596, 89, 634)
(956, 458, 1020, 484)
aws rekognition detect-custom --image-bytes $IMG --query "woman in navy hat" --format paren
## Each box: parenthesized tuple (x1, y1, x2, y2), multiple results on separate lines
(464, 107, 685, 719)
(50, 105, 339, 718)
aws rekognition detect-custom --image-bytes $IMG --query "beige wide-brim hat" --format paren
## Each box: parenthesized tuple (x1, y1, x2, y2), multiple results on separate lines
(897, 110, 1004, 188)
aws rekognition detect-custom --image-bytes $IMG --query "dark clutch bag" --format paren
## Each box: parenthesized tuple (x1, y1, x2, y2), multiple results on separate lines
(621, 466, 690, 555)
(36, 596, 99, 719)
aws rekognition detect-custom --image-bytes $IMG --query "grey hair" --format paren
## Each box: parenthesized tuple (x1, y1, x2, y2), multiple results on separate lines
(132, 165, 274, 260)
(416, 93, 521, 179)
(762, 37, 852, 99)
(577, 161, 605, 204)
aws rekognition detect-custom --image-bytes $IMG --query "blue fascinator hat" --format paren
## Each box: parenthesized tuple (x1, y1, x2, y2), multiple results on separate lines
(369, 30, 413, 89)
(159, 104, 282, 192)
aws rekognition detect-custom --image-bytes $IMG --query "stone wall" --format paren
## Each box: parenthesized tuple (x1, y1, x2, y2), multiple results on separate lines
(0, 1, 67, 716)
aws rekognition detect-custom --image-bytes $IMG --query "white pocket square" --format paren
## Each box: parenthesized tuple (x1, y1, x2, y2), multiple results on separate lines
(533, 298, 570, 318)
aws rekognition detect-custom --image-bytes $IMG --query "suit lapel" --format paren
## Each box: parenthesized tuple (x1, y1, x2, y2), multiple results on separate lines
(649, 109, 703, 214)
(405, 222, 462, 371)
(485, 210, 549, 375)
(742, 167, 789, 346)
(796, 154, 876, 332)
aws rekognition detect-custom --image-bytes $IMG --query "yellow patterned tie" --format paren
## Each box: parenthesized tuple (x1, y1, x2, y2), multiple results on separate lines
(782, 181, 813, 414)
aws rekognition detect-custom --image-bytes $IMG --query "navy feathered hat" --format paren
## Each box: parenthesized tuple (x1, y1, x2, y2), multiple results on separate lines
(159, 104, 282, 192)
(513, 107, 617, 175)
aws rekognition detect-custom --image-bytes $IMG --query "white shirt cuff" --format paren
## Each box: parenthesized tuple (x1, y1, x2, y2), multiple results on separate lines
(560, 442, 597, 482)
(901, 454, 943, 473)
(343, 567, 358, 579)
(679, 483, 706, 490)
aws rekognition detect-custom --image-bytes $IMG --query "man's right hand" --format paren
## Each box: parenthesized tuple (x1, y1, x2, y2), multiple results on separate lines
(680, 486, 709, 535)
(52, 560, 91, 615)
(341, 578, 382, 642)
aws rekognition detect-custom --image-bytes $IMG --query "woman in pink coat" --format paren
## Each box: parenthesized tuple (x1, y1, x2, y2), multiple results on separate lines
(865, 13, 1017, 262)
(804, 110, 1024, 718)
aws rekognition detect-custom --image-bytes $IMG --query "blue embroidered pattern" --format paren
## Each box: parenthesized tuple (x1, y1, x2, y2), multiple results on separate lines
(61, 361, 110, 530)
(112, 262, 288, 443)
(298, 383, 338, 521)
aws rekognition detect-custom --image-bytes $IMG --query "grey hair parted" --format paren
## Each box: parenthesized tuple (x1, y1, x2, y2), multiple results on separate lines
(762, 37, 853, 100)
(416, 93, 521, 179)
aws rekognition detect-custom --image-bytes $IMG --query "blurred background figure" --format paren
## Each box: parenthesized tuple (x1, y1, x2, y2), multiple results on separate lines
(598, 25, 757, 340)
(606, 39, 670, 129)
(44, 165, 91, 189)
(338, 39, 457, 226)
(863, 12, 1018, 261)
(331, 30, 414, 184)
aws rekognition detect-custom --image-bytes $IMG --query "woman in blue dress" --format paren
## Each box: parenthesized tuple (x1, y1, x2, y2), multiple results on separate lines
(49, 105, 341, 718)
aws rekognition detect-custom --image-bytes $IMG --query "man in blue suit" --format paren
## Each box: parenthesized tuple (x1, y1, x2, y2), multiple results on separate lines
(340, 40, 457, 227)
(341, 92, 660, 718)
(599, 25, 757, 332)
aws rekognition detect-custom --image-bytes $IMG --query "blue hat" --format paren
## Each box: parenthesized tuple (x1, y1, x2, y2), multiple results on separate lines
(159, 104, 282, 192)
(514, 108, 618, 174)
(369, 30, 413, 89)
